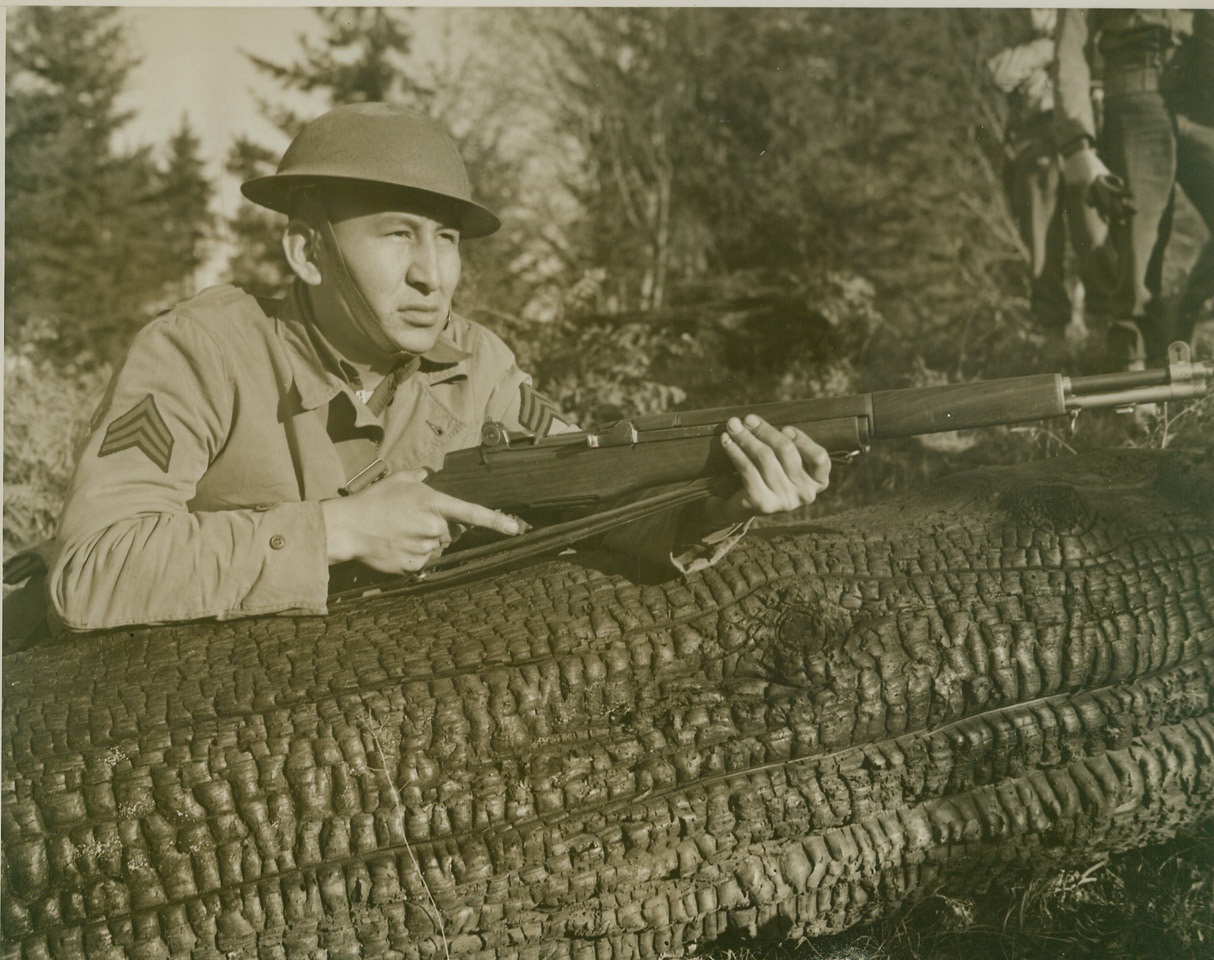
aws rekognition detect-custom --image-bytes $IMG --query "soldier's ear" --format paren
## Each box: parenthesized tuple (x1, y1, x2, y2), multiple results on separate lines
(283, 219, 323, 286)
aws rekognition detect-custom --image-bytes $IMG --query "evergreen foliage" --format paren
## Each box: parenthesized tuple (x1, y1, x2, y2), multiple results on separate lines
(4, 7, 214, 363)
(3, 352, 111, 557)
(523, 8, 840, 313)
(222, 135, 296, 297)
(154, 118, 214, 304)
(512, 9, 1032, 384)
(222, 7, 432, 298)
(249, 7, 422, 107)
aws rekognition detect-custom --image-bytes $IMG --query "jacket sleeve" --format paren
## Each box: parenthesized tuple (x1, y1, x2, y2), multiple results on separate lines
(49, 313, 330, 631)
(1053, 9, 1097, 149)
(987, 37, 1055, 94)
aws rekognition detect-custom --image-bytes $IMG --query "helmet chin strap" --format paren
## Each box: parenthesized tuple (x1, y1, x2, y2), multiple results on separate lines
(311, 188, 411, 362)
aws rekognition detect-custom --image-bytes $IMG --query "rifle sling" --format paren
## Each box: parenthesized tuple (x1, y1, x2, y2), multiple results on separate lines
(328, 480, 717, 605)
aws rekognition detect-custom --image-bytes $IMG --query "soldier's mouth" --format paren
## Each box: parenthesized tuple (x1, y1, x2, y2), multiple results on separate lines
(396, 306, 442, 325)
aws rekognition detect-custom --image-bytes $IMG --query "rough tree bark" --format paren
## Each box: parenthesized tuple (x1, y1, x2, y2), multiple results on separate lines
(3, 450, 1213, 960)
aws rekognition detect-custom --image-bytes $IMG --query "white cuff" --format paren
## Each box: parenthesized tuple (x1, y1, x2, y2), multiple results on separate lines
(1062, 146, 1109, 187)
(670, 517, 755, 575)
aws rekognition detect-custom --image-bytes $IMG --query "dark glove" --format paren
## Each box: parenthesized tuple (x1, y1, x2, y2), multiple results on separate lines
(1086, 173, 1136, 225)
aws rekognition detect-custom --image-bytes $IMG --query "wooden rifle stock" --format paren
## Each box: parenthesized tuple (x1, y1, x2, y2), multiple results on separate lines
(428, 342, 1213, 520)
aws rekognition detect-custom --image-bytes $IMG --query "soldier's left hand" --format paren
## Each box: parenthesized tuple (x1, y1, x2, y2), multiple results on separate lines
(707, 414, 831, 525)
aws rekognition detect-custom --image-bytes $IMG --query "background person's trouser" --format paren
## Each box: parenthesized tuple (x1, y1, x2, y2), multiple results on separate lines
(1005, 140, 1071, 332)
(1004, 118, 1112, 343)
(1100, 63, 1214, 364)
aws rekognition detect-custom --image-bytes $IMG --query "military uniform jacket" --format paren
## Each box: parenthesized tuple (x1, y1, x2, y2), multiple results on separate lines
(1053, 8, 1197, 150)
(50, 283, 557, 630)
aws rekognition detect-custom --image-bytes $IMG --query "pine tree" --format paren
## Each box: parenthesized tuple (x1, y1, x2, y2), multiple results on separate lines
(248, 6, 424, 110)
(524, 8, 836, 314)
(152, 117, 215, 303)
(223, 137, 293, 297)
(223, 7, 428, 297)
(517, 9, 1025, 376)
(5, 7, 215, 362)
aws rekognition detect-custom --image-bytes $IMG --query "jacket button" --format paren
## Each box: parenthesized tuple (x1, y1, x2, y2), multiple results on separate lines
(269, 534, 286, 550)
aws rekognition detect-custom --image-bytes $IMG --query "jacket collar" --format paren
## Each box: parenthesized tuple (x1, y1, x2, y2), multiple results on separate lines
(275, 279, 471, 412)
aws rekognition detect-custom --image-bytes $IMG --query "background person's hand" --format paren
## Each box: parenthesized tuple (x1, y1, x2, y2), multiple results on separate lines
(322, 469, 521, 574)
(1061, 146, 1132, 225)
(706, 414, 831, 526)
(1086, 173, 1136, 225)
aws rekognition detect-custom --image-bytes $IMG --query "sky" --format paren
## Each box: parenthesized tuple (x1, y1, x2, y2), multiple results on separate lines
(118, 7, 316, 150)
(114, 7, 327, 271)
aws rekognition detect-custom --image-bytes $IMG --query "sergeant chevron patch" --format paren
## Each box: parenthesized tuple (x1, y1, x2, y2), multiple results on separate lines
(517, 383, 562, 437)
(98, 393, 174, 473)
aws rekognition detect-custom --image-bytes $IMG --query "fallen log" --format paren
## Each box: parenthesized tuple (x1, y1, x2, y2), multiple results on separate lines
(3, 450, 1213, 959)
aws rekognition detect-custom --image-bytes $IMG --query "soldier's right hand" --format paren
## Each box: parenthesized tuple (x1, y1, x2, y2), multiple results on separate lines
(321, 469, 521, 573)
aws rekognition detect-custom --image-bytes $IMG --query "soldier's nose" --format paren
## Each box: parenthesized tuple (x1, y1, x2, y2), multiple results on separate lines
(407, 237, 440, 291)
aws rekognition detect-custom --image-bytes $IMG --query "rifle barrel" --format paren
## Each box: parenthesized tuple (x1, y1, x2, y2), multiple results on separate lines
(1063, 356, 1214, 409)
(1068, 369, 1169, 394)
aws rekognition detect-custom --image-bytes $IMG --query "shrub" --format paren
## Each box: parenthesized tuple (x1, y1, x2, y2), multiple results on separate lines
(3, 346, 111, 558)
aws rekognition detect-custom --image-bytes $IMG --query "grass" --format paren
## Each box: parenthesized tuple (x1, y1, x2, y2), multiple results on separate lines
(3, 347, 112, 559)
(705, 819, 1214, 960)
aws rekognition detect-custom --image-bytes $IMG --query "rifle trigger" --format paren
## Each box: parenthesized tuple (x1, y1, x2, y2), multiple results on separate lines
(586, 420, 639, 448)
(830, 449, 864, 465)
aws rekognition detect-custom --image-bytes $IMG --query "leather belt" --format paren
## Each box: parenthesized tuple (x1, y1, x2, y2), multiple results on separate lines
(1104, 64, 1164, 97)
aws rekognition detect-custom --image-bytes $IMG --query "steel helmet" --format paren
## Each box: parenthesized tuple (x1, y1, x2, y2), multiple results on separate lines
(241, 102, 500, 238)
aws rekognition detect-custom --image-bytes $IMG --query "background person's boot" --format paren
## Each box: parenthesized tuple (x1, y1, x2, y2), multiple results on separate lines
(1106, 318, 1147, 372)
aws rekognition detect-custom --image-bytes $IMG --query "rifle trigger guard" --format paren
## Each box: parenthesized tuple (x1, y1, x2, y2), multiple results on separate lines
(587, 420, 639, 448)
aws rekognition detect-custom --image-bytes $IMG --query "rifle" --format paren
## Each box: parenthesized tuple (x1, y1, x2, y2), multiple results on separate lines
(332, 342, 1212, 601)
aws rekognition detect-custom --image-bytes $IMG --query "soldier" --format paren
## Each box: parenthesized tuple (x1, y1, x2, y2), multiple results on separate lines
(1054, 9, 1214, 370)
(38, 103, 831, 632)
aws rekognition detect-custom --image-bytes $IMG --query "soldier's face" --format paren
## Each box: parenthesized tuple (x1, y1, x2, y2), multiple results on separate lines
(325, 188, 463, 357)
